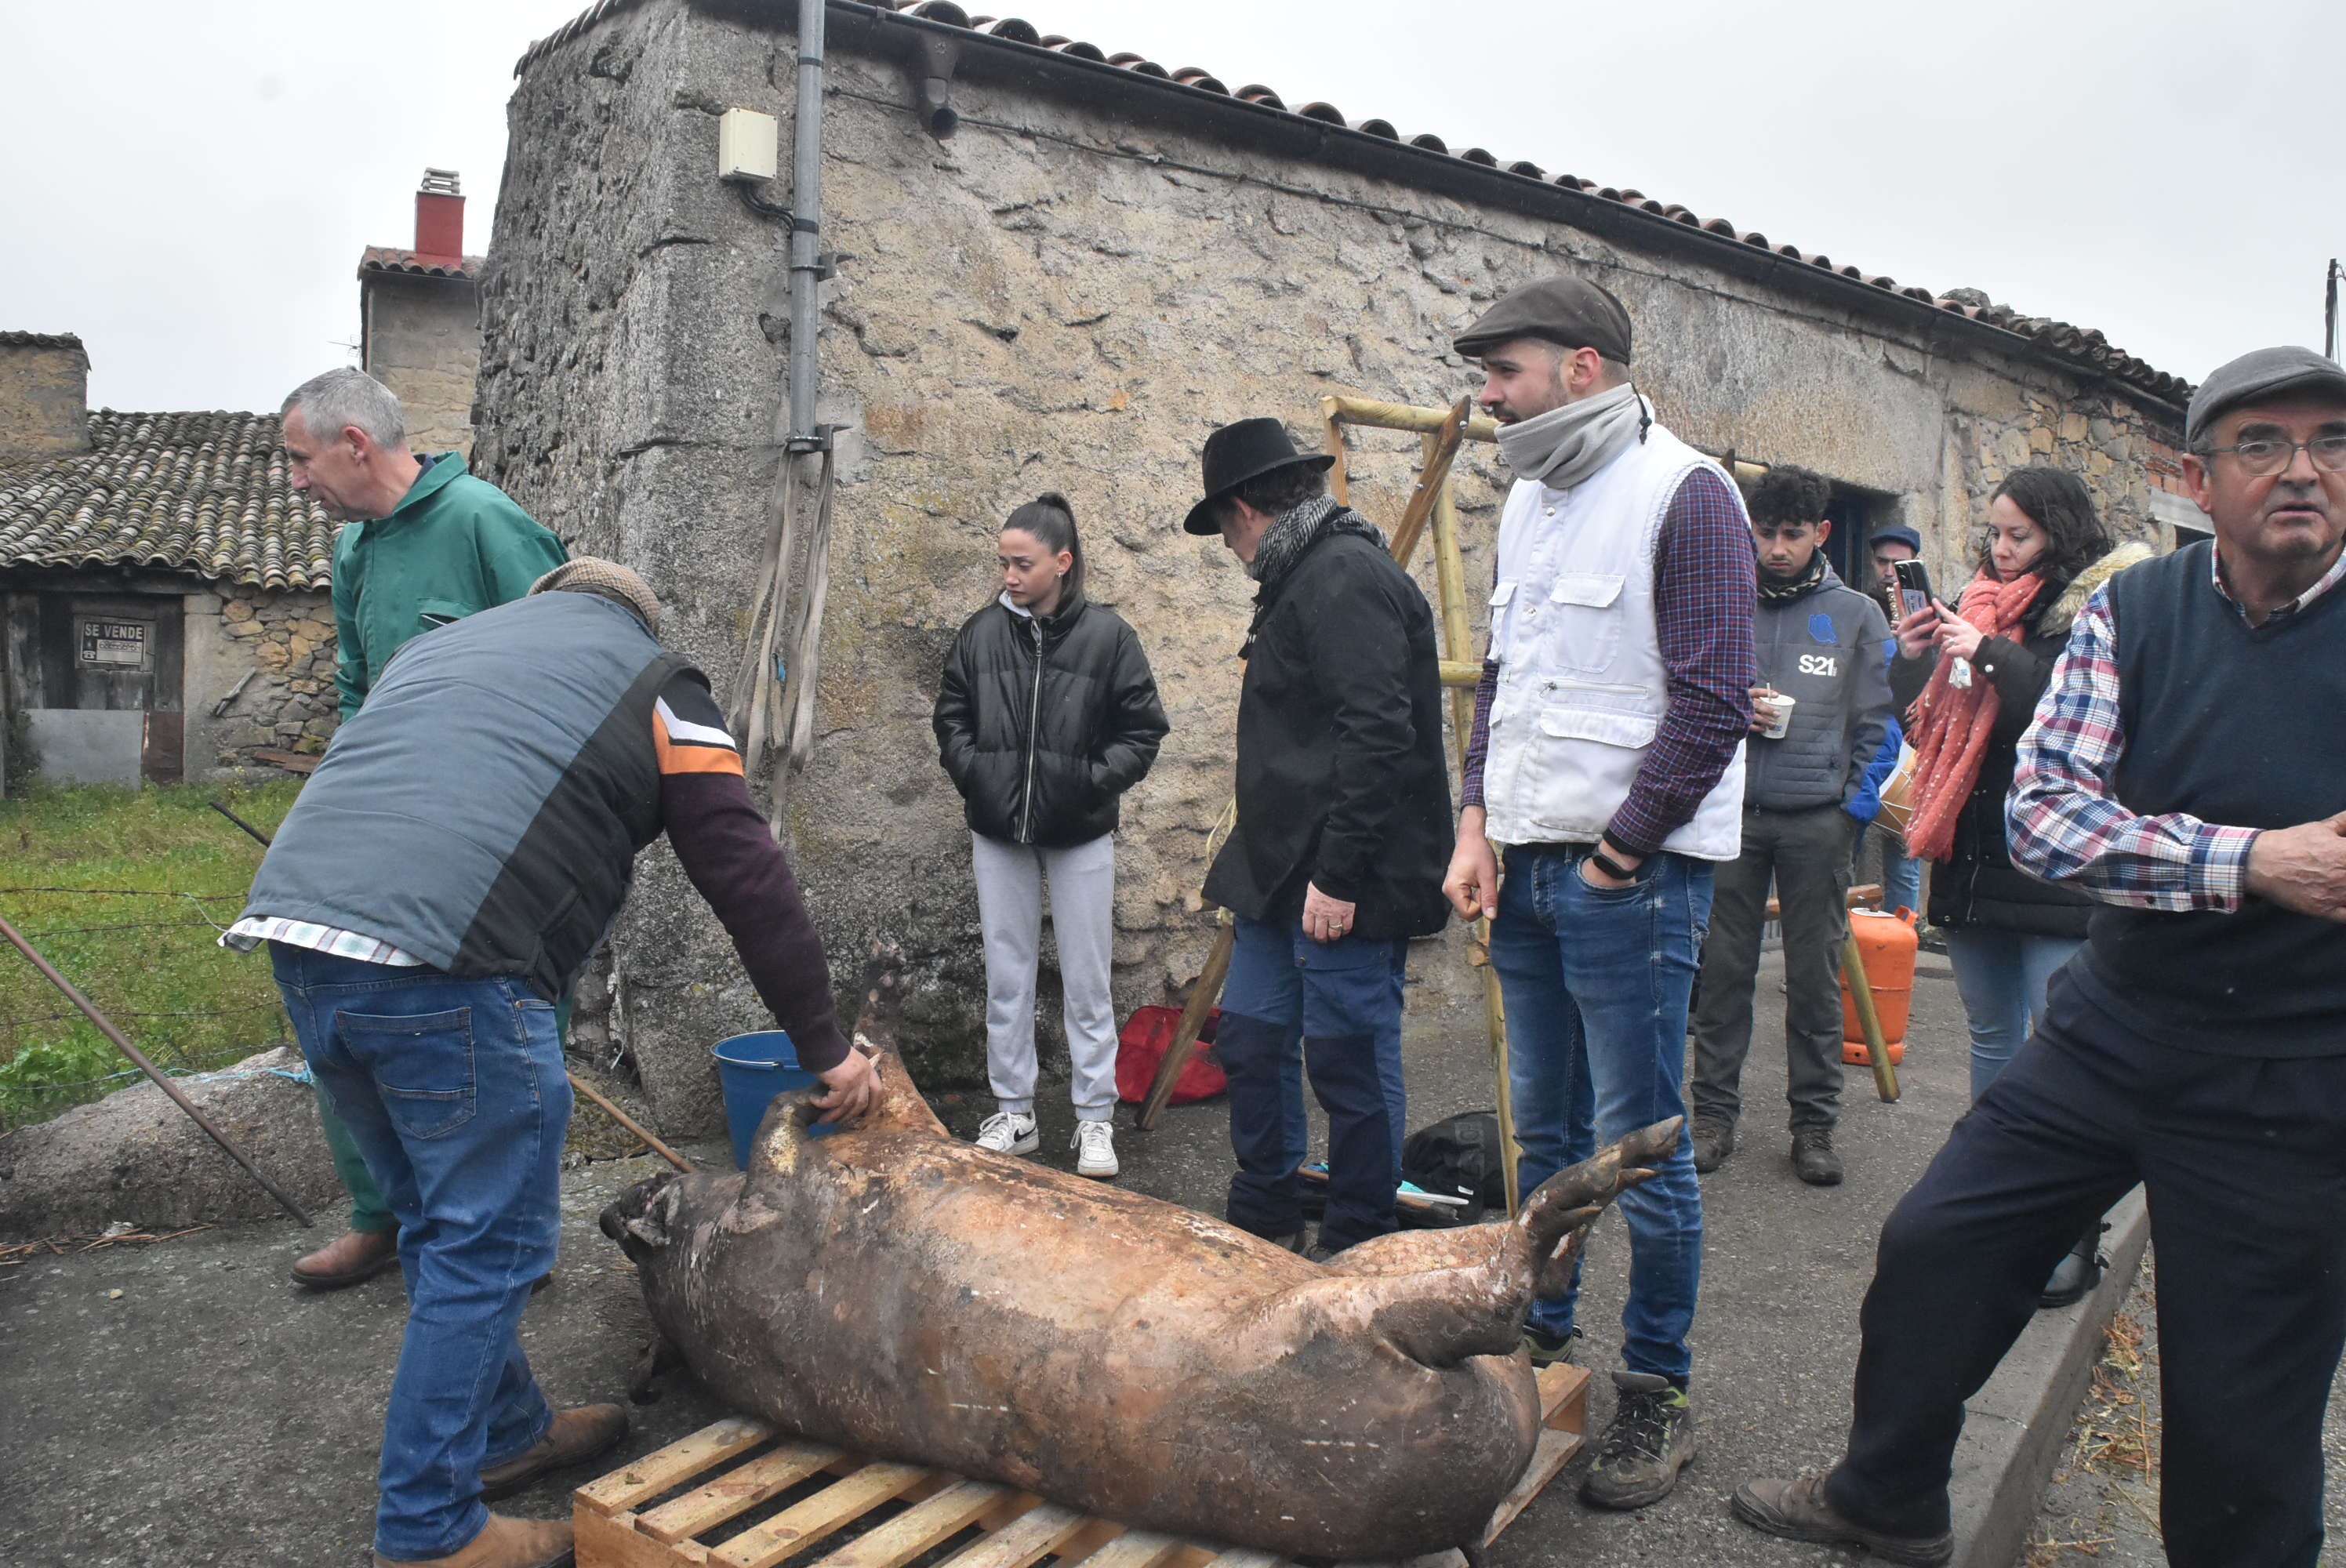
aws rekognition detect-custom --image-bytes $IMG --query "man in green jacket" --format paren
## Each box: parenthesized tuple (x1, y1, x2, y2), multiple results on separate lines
(274, 368, 567, 1289)
(280, 368, 568, 721)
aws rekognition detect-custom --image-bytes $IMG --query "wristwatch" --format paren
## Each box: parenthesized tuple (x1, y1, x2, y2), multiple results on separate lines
(1588, 844, 1639, 882)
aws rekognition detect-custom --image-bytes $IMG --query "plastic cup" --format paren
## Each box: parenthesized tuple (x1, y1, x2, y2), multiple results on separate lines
(1761, 691, 1797, 740)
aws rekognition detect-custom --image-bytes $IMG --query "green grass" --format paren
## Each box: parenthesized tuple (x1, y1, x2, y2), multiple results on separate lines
(0, 780, 303, 1126)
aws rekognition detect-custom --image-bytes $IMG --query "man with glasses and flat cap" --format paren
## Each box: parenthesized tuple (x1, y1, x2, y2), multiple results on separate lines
(1734, 346, 2346, 1567)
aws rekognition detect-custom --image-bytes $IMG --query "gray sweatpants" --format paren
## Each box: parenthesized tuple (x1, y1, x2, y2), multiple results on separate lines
(971, 832, 1119, 1121)
(1690, 802, 1855, 1132)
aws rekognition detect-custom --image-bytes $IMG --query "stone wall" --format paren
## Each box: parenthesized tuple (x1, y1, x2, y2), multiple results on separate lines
(475, 0, 2187, 1132)
(363, 275, 483, 458)
(194, 586, 338, 768)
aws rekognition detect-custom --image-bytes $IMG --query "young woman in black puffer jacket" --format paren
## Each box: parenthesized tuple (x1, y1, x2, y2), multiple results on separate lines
(932, 494, 1168, 1180)
(1894, 466, 2148, 1306)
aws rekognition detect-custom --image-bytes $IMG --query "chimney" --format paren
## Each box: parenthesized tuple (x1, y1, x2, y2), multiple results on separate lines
(414, 168, 464, 263)
(0, 332, 93, 461)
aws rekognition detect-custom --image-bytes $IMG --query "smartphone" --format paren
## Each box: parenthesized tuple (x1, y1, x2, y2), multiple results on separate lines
(1892, 558, 1935, 619)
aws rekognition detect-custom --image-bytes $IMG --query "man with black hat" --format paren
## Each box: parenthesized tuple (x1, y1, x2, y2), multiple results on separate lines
(1186, 418, 1454, 1258)
(1442, 276, 1757, 1509)
(1734, 347, 2346, 1567)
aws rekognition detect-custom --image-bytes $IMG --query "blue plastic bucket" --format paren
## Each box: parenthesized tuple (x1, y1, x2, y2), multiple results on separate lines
(713, 1030, 835, 1168)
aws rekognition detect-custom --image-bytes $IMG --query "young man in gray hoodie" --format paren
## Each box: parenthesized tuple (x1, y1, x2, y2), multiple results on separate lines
(1688, 466, 1893, 1185)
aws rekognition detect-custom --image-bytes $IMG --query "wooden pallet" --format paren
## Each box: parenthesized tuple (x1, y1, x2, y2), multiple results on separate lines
(576, 1363, 1586, 1568)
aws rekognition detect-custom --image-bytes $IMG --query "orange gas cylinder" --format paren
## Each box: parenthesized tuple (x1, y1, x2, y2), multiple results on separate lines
(1841, 906, 1919, 1065)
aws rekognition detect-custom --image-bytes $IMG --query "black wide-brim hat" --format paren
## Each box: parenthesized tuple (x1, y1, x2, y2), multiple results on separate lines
(1183, 417, 1337, 535)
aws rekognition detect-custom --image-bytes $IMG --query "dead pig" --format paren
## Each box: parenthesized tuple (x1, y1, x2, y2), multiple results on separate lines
(602, 1054, 1675, 1560)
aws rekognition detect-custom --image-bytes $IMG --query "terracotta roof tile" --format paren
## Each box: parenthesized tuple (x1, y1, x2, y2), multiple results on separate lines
(0, 410, 338, 590)
(358, 245, 485, 281)
(514, 0, 2190, 406)
(0, 330, 85, 351)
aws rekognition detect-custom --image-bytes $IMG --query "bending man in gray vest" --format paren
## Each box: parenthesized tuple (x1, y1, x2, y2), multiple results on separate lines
(1444, 277, 1756, 1508)
(1734, 347, 2346, 1566)
(225, 561, 879, 1568)
(1689, 464, 1892, 1186)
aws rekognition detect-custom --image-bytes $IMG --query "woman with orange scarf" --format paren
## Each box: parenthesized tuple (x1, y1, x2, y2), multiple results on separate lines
(1893, 467, 2144, 1307)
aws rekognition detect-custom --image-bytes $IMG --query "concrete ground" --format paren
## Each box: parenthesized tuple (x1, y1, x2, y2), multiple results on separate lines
(0, 953, 2301, 1567)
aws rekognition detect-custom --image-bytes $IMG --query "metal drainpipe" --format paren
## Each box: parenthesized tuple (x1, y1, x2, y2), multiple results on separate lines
(787, 0, 830, 452)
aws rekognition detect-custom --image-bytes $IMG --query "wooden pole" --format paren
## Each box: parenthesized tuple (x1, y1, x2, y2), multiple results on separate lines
(1324, 394, 1501, 444)
(570, 1072, 695, 1173)
(1429, 468, 1522, 1219)
(1137, 919, 1234, 1131)
(1320, 395, 1350, 507)
(1842, 932, 1901, 1102)
(1386, 397, 1473, 568)
(0, 913, 316, 1227)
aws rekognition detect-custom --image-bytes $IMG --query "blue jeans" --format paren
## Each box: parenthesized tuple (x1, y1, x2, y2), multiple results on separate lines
(1851, 822, 1923, 916)
(1943, 927, 2084, 1102)
(271, 944, 569, 1561)
(1488, 846, 1712, 1383)
(1218, 915, 1407, 1250)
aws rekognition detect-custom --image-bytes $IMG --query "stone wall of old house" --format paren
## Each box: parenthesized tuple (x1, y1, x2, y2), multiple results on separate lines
(363, 276, 483, 458)
(474, 0, 2187, 1132)
(191, 586, 338, 769)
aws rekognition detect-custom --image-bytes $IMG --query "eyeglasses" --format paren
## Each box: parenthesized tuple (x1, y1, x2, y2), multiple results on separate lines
(2198, 434, 2346, 477)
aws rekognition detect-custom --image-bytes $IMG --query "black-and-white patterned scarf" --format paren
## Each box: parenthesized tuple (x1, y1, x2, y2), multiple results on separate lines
(1247, 495, 1387, 589)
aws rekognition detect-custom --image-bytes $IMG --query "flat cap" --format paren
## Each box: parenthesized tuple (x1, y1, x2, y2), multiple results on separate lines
(2186, 346, 2346, 448)
(1454, 276, 1633, 363)
(531, 557, 663, 635)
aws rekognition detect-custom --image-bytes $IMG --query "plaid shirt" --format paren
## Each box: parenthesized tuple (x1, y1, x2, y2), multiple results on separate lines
(1461, 464, 1757, 854)
(221, 916, 424, 966)
(2007, 543, 2346, 909)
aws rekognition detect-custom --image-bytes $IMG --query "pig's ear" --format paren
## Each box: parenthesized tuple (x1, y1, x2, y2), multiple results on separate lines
(626, 1214, 669, 1249)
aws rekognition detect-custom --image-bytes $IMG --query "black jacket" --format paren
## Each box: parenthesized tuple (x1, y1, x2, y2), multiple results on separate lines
(1908, 545, 2148, 938)
(933, 592, 1168, 848)
(1203, 530, 1454, 940)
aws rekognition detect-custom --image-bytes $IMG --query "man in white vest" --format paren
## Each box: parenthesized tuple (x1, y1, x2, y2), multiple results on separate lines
(1444, 276, 1757, 1509)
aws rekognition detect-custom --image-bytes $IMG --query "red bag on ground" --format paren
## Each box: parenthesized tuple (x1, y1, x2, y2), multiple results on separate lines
(1114, 1004, 1226, 1105)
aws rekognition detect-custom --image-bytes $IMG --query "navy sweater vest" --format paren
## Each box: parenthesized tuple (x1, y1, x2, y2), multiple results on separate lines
(2072, 541, 2346, 1054)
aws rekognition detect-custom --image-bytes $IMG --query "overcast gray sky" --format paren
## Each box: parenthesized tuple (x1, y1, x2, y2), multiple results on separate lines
(5, 0, 2337, 415)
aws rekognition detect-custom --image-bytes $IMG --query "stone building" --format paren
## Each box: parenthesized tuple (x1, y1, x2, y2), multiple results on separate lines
(359, 169, 488, 459)
(0, 332, 340, 787)
(478, 0, 2202, 1129)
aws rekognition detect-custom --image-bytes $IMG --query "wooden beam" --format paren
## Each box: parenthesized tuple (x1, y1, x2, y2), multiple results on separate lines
(1387, 398, 1473, 568)
(1324, 394, 1499, 443)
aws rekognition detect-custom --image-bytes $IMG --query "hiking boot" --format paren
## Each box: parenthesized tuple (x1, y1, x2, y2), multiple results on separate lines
(1730, 1471, 1952, 1565)
(1073, 1120, 1118, 1179)
(1304, 1240, 1343, 1264)
(1792, 1128, 1844, 1187)
(1691, 1117, 1735, 1174)
(975, 1111, 1038, 1156)
(372, 1512, 576, 1568)
(479, 1404, 630, 1500)
(1521, 1324, 1582, 1368)
(291, 1226, 400, 1290)
(2039, 1221, 2108, 1309)
(1579, 1371, 1694, 1509)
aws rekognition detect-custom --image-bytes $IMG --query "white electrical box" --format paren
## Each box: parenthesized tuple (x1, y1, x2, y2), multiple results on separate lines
(717, 107, 779, 183)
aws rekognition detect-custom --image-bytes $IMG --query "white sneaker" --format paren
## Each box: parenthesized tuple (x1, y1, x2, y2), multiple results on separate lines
(1073, 1120, 1119, 1179)
(975, 1111, 1038, 1156)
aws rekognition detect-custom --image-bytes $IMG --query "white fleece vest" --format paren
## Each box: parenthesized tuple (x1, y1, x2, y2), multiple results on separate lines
(1481, 419, 1745, 860)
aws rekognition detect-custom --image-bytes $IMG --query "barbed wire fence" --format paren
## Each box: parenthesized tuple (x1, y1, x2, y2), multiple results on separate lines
(0, 886, 293, 1127)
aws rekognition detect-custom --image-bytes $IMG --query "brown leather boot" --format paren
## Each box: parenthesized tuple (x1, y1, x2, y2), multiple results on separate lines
(479, 1404, 630, 1501)
(290, 1227, 399, 1290)
(371, 1513, 574, 1568)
